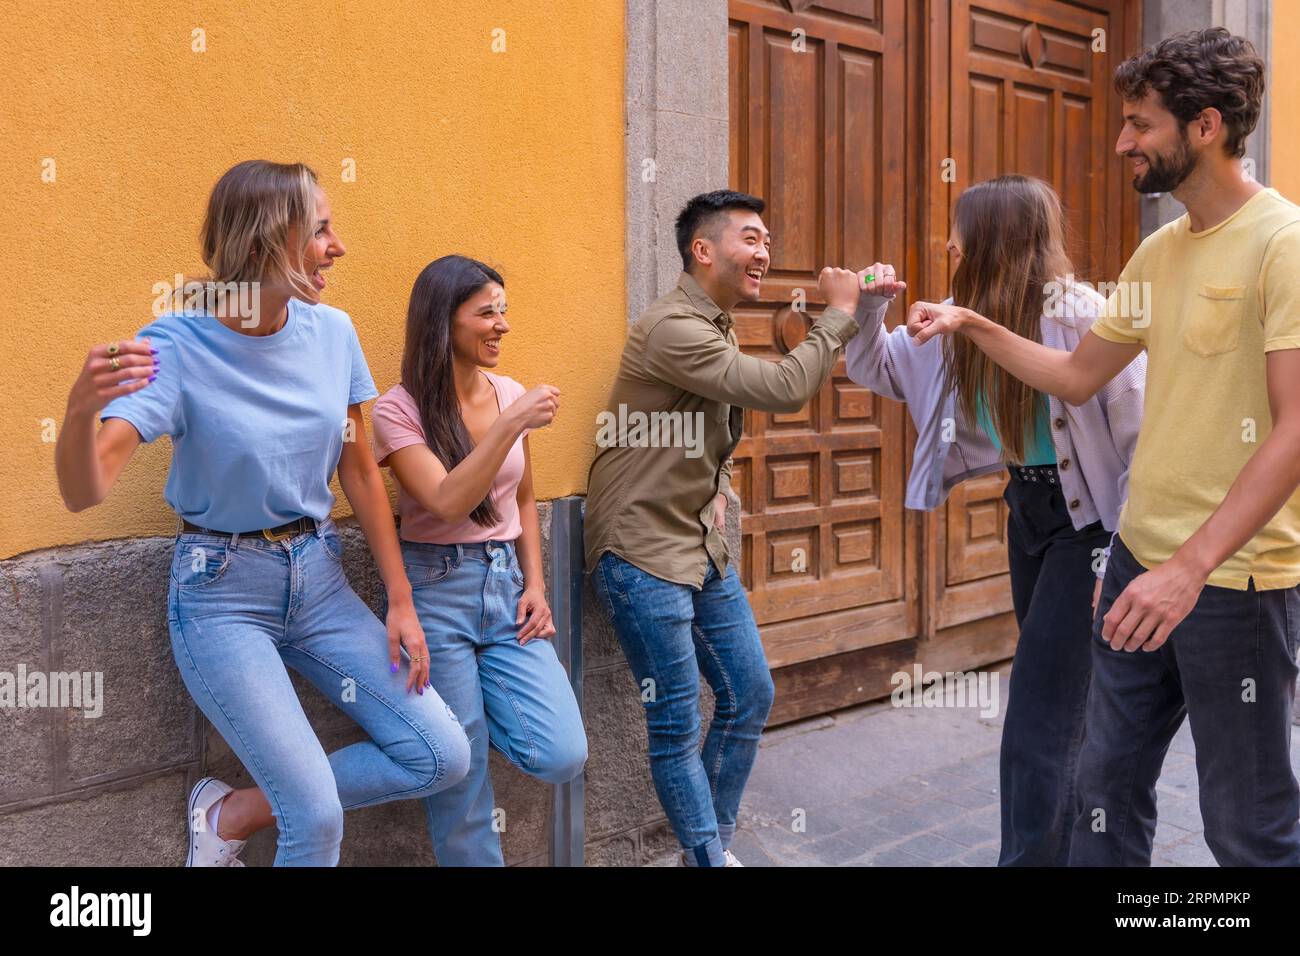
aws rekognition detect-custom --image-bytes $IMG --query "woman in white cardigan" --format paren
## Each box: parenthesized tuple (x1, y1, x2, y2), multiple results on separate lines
(846, 175, 1146, 865)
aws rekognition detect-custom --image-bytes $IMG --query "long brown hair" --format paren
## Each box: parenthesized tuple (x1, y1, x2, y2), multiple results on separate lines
(401, 255, 505, 528)
(944, 175, 1073, 463)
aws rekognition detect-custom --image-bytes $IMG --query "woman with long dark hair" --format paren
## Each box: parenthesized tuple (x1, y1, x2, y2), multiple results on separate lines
(371, 254, 587, 866)
(845, 175, 1146, 865)
(55, 160, 471, 866)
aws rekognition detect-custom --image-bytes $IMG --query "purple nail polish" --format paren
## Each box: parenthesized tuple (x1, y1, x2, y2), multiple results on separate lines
(390, 662, 398, 674)
(418, 686, 424, 695)
(148, 374, 157, 382)
(150, 347, 159, 354)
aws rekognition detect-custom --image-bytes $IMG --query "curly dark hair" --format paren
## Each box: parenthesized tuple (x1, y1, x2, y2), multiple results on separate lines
(1114, 27, 1264, 158)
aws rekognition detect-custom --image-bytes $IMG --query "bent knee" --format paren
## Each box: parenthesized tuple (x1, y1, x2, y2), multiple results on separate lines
(530, 735, 589, 785)
(423, 721, 472, 795)
(402, 698, 473, 796)
(294, 796, 344, 847)
(728, 670, 774, 722)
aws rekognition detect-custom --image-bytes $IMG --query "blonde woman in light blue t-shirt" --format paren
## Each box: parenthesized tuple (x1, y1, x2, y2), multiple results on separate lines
(55, 160, 470, 867)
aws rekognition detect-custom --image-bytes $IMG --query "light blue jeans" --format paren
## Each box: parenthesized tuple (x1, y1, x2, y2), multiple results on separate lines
(592, 552, 774, 866)
(167, 518, 471, 866)
(398, 538, 587, 866)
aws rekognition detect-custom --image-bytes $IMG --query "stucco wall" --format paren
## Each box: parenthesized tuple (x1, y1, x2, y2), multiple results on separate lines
(0, 0, 626, 559)
(1272, 0, 1299, 201)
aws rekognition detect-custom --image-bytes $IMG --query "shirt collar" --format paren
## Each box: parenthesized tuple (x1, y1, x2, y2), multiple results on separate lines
(677, 271, 733, 333)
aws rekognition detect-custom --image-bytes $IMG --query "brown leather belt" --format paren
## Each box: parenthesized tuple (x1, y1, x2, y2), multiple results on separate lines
(180, 516, 318, 542)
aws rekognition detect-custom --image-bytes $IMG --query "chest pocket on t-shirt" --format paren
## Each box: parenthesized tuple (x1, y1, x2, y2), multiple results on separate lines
(1182, 285, 1246, 357)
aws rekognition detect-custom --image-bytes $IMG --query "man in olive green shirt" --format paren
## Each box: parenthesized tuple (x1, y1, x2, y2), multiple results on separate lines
(586, 189, 865, 866)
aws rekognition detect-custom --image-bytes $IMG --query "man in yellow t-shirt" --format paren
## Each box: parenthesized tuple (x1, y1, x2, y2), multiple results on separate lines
(906, 29, 1300, 866)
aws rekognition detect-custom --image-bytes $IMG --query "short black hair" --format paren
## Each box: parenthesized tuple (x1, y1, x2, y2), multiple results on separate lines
(674, 190, 765, 272)
(1114, 27, 1264, 159)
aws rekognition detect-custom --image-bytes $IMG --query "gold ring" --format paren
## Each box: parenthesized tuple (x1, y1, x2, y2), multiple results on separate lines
(410, 655, 427, 663)
(109, 357, 121, 371)
(106, 343, 119, 356)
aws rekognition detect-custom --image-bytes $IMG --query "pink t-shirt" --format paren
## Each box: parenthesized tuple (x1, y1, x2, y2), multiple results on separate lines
(371, 373, 527, 544)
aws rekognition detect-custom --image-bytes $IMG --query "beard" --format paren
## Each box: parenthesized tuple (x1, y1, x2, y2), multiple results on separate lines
(723, 257, 761, 303)
(1131, 129, 1198, 193)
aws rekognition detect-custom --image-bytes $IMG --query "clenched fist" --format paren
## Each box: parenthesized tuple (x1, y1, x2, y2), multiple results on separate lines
(508, 384, 561, 430)
(818, 266, 862, 315)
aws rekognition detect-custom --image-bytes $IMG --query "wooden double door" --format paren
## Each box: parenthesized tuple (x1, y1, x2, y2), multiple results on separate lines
(727, 0, 1140, 724)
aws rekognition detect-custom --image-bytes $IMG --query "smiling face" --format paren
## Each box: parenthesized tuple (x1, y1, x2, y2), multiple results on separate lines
(695, 209, 771, 305)
(451, 281, 508, 369)
(1115, 90, 1199, 194)
(279, 187, 345, 303)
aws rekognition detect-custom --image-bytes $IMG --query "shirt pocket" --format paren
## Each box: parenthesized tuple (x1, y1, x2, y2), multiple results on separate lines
(1181, 285, 1246, 358)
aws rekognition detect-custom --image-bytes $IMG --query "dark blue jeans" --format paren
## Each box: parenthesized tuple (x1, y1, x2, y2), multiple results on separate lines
(591, 552, 774, 867)
(1069, 534, 1300, 866)
(999, 465, 1111, 866)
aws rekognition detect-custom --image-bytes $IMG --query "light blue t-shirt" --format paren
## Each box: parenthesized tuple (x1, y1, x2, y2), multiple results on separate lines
(102, 299, 378, 531)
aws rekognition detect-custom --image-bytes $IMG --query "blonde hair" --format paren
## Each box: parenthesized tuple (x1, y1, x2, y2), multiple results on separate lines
(196, 160, 320, 311)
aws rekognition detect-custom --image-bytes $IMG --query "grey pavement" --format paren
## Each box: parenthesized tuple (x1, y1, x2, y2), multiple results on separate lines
(648, 661, 1300, 866)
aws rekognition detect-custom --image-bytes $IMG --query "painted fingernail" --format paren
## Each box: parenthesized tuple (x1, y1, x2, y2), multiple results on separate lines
(390, 662, 398, 673)
(418, 686, 424, 695)
(150, 348, 159, 354)
(147, 375, 157, 382)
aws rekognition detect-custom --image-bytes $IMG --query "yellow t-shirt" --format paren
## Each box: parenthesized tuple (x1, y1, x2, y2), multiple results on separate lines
(1090, 187, 1300, 590)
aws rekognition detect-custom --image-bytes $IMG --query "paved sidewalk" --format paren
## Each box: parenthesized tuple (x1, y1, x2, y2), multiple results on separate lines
(652, 661, 1300, 866)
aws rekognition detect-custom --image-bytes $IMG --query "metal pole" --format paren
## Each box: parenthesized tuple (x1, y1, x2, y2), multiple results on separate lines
(548, 497, 585, 866)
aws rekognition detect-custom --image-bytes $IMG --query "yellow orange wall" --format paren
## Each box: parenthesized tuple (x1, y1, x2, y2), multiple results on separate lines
(0, 1, 625, 559)
(1273, 4, 1300, 202)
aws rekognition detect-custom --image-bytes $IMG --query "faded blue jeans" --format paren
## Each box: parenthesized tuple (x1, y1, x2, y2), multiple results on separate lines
(400, 539, 587, 866)
(592, 552, 774, 867)
(167, 517, 471, 866)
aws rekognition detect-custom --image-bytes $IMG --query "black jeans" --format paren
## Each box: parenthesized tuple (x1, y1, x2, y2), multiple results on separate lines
(1069, 534, 1300, 866)
(999, 465, 1110, 866)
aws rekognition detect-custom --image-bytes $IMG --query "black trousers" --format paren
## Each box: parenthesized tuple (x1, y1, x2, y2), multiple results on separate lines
(1068, 534, 1300, 866)
(998, 464, 1110, 866)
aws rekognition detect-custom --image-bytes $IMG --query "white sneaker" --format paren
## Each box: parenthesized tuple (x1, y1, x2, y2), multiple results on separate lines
(186, 777, 247, 867)
(677, 848, 745, 867)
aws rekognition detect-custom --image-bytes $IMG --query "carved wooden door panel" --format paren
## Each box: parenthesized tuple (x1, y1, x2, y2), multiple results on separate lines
(728, 0, 916, 715)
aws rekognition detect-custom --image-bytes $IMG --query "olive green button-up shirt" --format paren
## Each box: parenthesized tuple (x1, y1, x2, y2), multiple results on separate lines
(584, 271, 859, 587)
